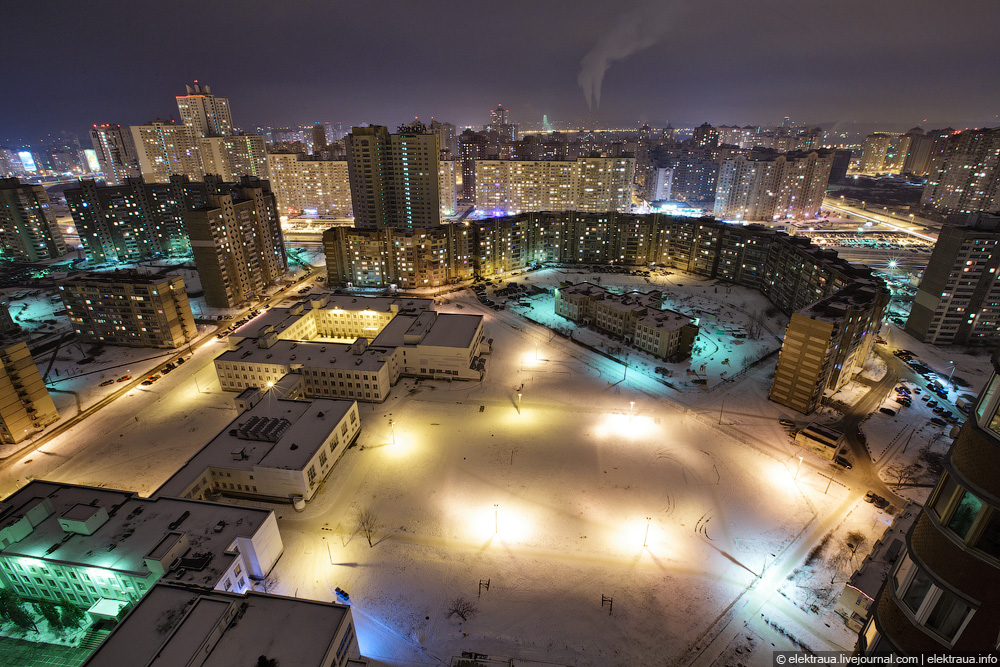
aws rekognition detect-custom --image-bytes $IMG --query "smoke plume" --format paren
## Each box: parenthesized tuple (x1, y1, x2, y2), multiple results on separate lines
(577, 4, 672, 111)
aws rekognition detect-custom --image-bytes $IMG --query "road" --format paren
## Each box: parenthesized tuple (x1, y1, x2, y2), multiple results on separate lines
(822, 199, 938, 242)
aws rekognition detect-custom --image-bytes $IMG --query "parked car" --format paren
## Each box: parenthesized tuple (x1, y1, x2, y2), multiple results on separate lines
(116, 375, 132, 382)
(100, 379, 115, 386)
(930, 417, 947, 426)
(779, 419, 796, 427)
(176, 358, 186, 365)
(879, 407, 896, 416)
(834, 455, 852, 469)
(141, 380, 154, 386)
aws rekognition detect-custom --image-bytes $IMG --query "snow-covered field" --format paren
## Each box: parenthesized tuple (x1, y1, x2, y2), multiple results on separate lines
(9, 261, 969, 665)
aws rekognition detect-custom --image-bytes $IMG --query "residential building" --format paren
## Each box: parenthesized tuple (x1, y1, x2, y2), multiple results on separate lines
(0, 149, 25, 178)
(58, 272, 196, 348)
(554, 283, 698, 359)
(459, 129, 489, 201)
(858, 133, 902, 175)
(0, 343, 58, 444)
(692, 122, 719, 149)
(0, 178, 67, 261)
(183, 177, 288, 308)
(89, 124, 141, 186)
(0, 481, 282, 609)
(267, 152, 352, 217)
(769, 281, 888, 414)
(429, 119, 458, 158)
(905, 213, 1000, 347)
(921, 127, 1000, 214)
(312, 123, 328, 154)
(858, 351, 1000, 656)
(199, 134, 269, 181)
(213, 294, 486, 399)
(474, 157, 634, 214)
(175, 82, 233, 138)
(345, 124, 440, 229)
(667, 149, 719, 202)
(156, 388, 361, 502)
(82, 582, 365, 667)
(131, 119, 204, 183)
(440, 159, 458, 216)
(714, 149, 834, 221)
(65, 175, 229, 263)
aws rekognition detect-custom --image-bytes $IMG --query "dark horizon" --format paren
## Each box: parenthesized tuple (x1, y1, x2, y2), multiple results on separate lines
(5, 0, 1000, 146)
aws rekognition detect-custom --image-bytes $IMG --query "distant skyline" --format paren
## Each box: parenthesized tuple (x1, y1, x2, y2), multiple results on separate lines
(4, 0, 1000, 146)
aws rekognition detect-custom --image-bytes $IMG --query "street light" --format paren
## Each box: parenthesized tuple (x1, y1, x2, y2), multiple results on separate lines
(494, 504, 499, 535)
(793, 456, 804, 481)
(629, 401, 635, 424)
(517, 392, 522, 415)
(946, 361, 956, 387)
(643, 516, 651, 547)
(389, 419, 396, 444)
(535, 341, 538, 361)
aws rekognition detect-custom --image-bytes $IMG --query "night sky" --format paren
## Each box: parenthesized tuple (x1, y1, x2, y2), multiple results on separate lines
(5, 0, 1000, 145)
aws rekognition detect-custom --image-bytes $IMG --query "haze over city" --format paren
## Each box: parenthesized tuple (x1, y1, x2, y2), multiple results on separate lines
(2, 1, 1000, 666)
(5, 0, 1000, 144)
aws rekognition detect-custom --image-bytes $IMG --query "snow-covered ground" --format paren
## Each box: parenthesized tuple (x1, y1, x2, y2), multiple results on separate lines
(9, 261, 977, 665)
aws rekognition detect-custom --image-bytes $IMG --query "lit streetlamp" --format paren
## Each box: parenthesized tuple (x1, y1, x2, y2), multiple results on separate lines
(629, 401, 635, 424)
(946, 361, 956, 388)
(793, 456, 804, 481)
(494, 504, 499, 535)
(643, 516, 651, 547)
(389, 419, 396, 444)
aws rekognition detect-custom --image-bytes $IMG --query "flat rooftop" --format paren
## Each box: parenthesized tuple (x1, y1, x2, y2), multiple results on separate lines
(82, 582, 351, 667)
(156, 396, 356, 497)
(59, 272, 180, 287)
(421, 313, 483, 348)
(0, 482, 272, 585)
(216, 339, 389, 372)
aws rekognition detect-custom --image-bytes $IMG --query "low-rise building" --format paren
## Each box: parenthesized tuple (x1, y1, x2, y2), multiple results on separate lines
(214, 295, 486, 401)
(554, 283, 698, 359)
(58, 272, 196, 348)
(0, 481, 283, 610)
(0, 342, 58, 444)
(793, 422, 845, 460)
(156, 387, 361, 503)
(82, 581, 366, 667)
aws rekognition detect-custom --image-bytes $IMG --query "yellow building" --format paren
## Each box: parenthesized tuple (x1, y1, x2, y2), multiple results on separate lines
(0, 343, 58, 444)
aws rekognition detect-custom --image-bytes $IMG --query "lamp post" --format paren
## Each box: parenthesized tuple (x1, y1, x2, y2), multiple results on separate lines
(793, 456, 804, 481)
(629, 401, 635, 424)
(494, 504, 499, 535)
(643, 516, 651, 547)
(389, 419, 396, 444)
(517, 392, 521, 415)
(535, 341, 538, 361)
(946, 361, 956, 388)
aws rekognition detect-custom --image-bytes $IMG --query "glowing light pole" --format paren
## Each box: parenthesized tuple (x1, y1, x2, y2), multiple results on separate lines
(494, 504, 499, 535)
(535, 341, 538, 361)
(629, 401, 635, 424)
(517, 392, 521, 415)
(793, 456, 804, 481)
(389, 419, 396, 444)
(643, 516, 651, 547)
(946, 361, 956, 388)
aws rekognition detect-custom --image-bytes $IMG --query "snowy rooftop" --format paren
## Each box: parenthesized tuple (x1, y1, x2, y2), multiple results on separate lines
(638, 307, 696, 331)
(421, 313, 483, 348)
(797, 281, 887, 322)
(0, 481, 272, 584)
(217, 339, 390, 372)
(156, 396, 355, 496)
(59, 271, 181, 287)
(81, 582, 352, 667)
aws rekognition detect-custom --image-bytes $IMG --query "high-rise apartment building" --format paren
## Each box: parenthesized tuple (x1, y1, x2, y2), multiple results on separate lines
(769, 282, 888, 414)
(429, 119, 458, 158)
(59, 273, 196, 348)
(439, 160, 458, 216)
(65, 176, 221, 263)
(905, 213, 1000, 347)
(459, 129, 489, 201)
(474, 157, 634, 214)
(199, 134, 269, 181)
(858, 351, 1000, 656)
(692, 122, 719, 149)
(131, 120, 204, 183)
(312, 123, 327, 154)
(183, 178, 287, 308)
(0, 342, 58, 444)
(0, 178, 66, 261)
(345, 124, 440, 229)
(266, 152, 352, 217)
(667, 149, 720, 202)
(175, 82, 233, 138)
(921, 127, 1000, 214)
(89, 124, 141, 186)
(714, 149, 834, 221)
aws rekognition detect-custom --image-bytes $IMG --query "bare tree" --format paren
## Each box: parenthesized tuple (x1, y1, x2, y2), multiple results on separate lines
(845, 530, 869, 569)
(886, 462, 920, 490)
(354, 507, 379, 547)
(447, 596, 480, 622)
